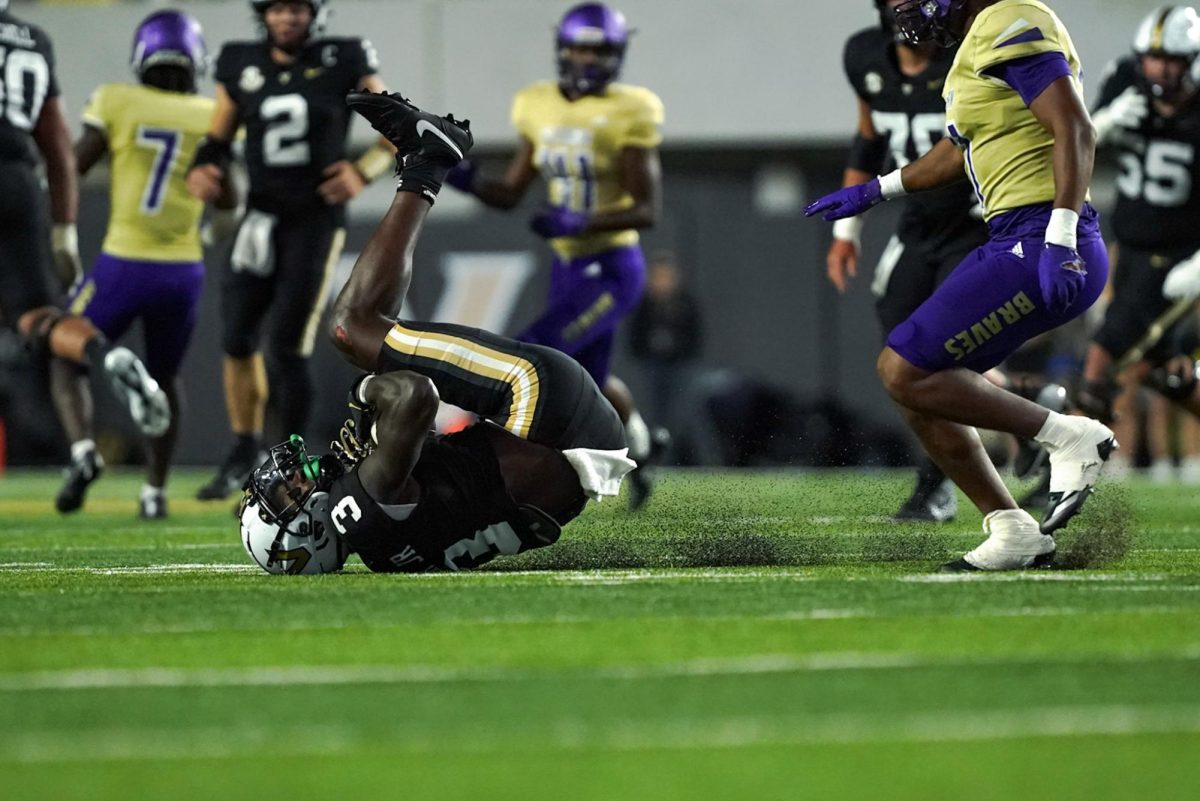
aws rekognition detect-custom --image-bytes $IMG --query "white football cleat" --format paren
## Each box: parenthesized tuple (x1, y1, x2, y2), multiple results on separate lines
(1040, 417, 1117, 535)
(942, 509, 1056, 572)
(103, 346, 171, 438)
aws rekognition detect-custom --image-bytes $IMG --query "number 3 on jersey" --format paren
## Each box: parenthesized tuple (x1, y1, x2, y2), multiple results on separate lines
(262, 93, 311, 167)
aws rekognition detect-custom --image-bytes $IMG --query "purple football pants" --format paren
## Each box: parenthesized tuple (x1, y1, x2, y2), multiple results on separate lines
(67, 252, 205, 381)
(887, 203, 1108, 373)
(518, 245, 646, 385)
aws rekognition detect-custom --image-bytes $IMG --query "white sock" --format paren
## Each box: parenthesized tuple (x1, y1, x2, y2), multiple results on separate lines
(1033, 411, 1079, 451)
(140, 483, 164, 502)
(70, 439, 97, 462)
(625, 410, 651, 462)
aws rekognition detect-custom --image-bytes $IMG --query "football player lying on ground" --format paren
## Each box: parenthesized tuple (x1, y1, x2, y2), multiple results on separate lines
(239, 91, 635, 574)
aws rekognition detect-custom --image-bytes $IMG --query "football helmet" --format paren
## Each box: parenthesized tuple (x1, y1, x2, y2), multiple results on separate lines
(875, 0, 902, 41)
(1133, 6, 1200, 102)
(0, 1, 10, 13)
(556, 3, 630, 96)
(893, 0, 969, 47)
(241, 491, 349, 574)
(130, 10, 208, 79)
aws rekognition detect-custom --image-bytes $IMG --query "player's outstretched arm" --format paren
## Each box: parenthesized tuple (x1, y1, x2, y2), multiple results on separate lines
(33, 96, 80, 290)
(329, 192, 432, 371)
(449, 137, 537, 209)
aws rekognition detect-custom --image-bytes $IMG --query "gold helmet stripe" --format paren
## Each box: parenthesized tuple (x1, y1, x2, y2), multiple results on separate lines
(1152, 6, 1177, 52)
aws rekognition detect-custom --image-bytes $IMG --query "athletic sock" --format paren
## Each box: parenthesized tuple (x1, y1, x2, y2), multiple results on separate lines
(625, 410, 651, 462)
(234, 433, 262, 460)
(1033, 410, 1080, 451)
(70, 439, 97, 463)
(140, 483, 165, 502)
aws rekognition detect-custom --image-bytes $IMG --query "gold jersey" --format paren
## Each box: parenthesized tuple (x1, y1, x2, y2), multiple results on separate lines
(943, 0, 1085, 219)
(511, 81, 664, 259)
(81, 83, 216, 262)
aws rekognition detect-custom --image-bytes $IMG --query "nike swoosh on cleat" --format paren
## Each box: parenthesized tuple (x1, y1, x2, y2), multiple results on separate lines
(415, 120, 463, 160)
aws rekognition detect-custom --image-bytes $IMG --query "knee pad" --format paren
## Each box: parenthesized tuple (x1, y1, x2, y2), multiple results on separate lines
(17, 307, 64, 363)
(1148, 360, 1199, 402)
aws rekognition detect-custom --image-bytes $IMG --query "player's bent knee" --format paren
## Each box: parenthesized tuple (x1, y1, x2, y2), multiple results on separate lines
(876, 348, 913, 401)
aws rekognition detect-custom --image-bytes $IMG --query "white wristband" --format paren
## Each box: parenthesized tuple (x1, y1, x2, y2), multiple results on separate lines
(52, 223, 78, 256)
(832, 216, 864, 246)
(1045, 208, 1079, 250)
(879, 169, 907, 200)
(356, 374, 375, 404)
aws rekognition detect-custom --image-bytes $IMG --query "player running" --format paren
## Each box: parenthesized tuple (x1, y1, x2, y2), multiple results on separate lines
(0, 0, 170, 495)
(806, 0, 1116, 571)
(53, 10, 229, 517)
(239, 91, 634, 574)
(1075, 6, 1200, 470)
(444, 3, 665, 510)
(187, 0, 395, 502)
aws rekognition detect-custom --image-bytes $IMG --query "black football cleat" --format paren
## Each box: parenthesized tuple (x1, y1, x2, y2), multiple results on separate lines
(56, 447, 104, 514)
(139, 492, 168, 520)
(346, 90, 473, 165)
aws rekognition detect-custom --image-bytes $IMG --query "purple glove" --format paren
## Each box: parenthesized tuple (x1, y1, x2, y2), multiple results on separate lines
(804, 179, 884, 222)
(445, 159, 476, 192)
(1038, 243, 1087, 313)
(530, 206, 588, 239)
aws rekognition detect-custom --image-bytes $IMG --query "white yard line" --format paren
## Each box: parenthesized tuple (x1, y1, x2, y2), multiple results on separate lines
(2, 648, 1198, 692)
(4, 704, 1200, 763)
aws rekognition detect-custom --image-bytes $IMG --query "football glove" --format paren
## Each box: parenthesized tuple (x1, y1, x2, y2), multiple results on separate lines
(804, 179, 884, 222)
(530, 206, 588, 239)
(1163, 250, 1200, 300)
(51, 223, 82, 291)
(1037, 243, 1087, 313)
(1092, 86, 1148, 146)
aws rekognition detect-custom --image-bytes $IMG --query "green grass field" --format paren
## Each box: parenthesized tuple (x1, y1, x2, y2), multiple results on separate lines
(2, 467, 1198, 800)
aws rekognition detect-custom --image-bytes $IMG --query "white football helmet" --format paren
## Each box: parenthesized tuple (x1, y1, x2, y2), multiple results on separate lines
(240, 491, 349, 575)
(1134, 6, 1200, 100)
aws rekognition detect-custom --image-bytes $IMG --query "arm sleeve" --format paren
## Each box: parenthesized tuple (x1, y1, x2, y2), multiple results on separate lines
(987, 51, 1073, 107)
(79, 85, 110, 133)
(619, 89, 664, 149)
(971, 6, 1067, 75)
(41, 32, 60, 100)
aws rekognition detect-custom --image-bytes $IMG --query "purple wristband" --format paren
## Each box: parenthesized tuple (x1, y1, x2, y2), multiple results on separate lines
(989, 51, 1074, 106)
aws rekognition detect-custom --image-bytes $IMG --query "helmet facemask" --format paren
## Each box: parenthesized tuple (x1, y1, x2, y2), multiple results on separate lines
(893, 0, 970, 47)
(244, 435, 339, 526)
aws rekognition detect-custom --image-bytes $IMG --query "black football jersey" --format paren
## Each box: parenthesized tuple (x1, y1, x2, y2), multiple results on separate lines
(214, 36, 377, 213)
(843, 27, 977, 229)
(326, 425, 561, 573)
(1095, 57, 1200, 251)
(0, 11, 60, 165)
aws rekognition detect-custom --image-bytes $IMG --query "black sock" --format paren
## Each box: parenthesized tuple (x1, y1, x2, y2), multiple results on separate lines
(235, 433, 262, 458)
(82, 335, 111, 369)
(397, 154, 452, 204)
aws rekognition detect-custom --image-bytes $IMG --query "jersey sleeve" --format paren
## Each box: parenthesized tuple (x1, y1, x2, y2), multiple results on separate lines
(618, 88, 664, 149)
(970, 3, 1068, 75)
(38, 29, 60, 100)
(344, 37, 380, 83)
(842, 29, 876, 101)
(214, 45, 242, 91)
(509, 85, 535, 140)
(79, 84, 114, 134)
(1092, 57, 1138, 113)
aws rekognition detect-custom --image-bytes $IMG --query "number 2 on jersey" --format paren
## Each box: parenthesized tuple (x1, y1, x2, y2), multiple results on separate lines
(262, 93, 311, 167)
(136, 127, 181, 214)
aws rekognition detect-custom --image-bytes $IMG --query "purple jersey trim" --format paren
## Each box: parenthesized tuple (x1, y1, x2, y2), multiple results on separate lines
(988, 51, 1073, 107)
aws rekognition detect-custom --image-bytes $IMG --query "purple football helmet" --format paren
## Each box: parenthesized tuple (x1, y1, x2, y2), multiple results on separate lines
(556, 3, 630, 96)
(131, 10, 208, 78)
(894, 0, 970, 46)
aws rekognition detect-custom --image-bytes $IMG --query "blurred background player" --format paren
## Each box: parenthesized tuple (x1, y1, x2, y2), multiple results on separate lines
(52, 10, 231, 517)
(826, 0, 988, 522)
(445, 2, 665, 509)
(0, 0, 170, 493)
(1078, 6, 1200, 480)
(186, 0, 394, 501)
(807, 0, 1116, 571)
